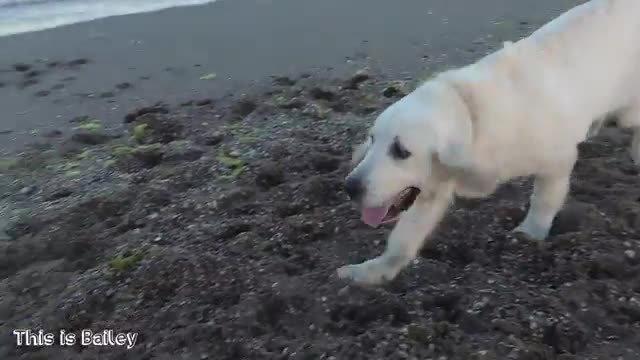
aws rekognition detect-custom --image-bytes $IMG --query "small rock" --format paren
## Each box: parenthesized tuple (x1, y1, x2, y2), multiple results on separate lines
(625, 249, 636, 260)
(20, 78, 38, 88)
(124, 104, 169, 123)
(34, 90, 50, 97)
(474, 350, 497, 360)
(43, 129, 62, 138)
(66, 58, 89, 67)
(472, 296, 491, 311)
(301, 103, 331, 119)
(217, 187, 255, 209)
(46, 188, 73, 201)
(100, 91, 115, 98)
(24, 70, 41, 78)
(277, 97, 305, 110)
(383, 86, 401, 98)
(492, 319, 522, 337)
(69, 115, 91, 124)
(57, 139, 85, 157)
(195, 98, 214, 106)
(272, 76, 296, 86)
(129, 113, 183, 144)
(18, 186, 37, 196)
(343, 70, 370, 90)
(433, 321, 451, 337)
(202, 132, 224, 146)
(329, 99, 350, 113)
(589, 254, 631, 279)
(382, 80, 410, 98)
(407, 324, 431, 343)
(3, 213, 39, 240)
(132, 144, 164, 167)
(424, 292, 463, 311)
(115, 82, 132, 90)
(309, 87, 336, 101)
(164, 141, 204, 162)
(13, 63, 31, 72)
(302, 176, 341, 205)
(310, 153, 340, 173)
(70, 131, 111, 145)
(231, 98, 257, 118)
(255, 161, 285, 189)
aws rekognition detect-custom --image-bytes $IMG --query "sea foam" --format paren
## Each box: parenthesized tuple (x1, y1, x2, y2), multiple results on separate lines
(0, 0, 216, 37)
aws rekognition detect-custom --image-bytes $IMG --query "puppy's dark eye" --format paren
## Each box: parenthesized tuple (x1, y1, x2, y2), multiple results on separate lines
(390, 138, 411, 159)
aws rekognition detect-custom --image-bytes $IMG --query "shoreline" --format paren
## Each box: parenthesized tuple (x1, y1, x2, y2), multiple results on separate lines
(0, 0, 217, 38)
(0, 0, 566, 155)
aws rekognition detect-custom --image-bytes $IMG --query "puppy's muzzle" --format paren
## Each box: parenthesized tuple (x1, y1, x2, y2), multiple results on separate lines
(344, 175, 365, 202)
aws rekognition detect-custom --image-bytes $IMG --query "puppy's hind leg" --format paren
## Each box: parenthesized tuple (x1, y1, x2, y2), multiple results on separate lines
(514, 159, 575, 241)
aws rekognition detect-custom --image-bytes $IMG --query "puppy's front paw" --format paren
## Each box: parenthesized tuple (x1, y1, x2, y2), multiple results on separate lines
(513, 220, 549, 241)
(336, 259, 397, 286)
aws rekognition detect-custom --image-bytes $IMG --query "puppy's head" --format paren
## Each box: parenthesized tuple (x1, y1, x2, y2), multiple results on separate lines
(345, 78, 474, 227)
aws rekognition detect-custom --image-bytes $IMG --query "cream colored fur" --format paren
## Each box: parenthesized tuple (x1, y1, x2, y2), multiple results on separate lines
(338, 0, 640, 285)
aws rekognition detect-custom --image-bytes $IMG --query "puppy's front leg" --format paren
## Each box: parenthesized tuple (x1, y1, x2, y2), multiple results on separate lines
(337, 183, 455, 285)
(514, 173, 571, 241)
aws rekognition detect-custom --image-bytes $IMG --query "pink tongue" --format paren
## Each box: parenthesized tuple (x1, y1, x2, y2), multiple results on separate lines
(361, 207, 389, 227)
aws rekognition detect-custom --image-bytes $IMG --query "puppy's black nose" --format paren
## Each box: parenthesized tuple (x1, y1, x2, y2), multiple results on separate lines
(344, 176, 364, 201)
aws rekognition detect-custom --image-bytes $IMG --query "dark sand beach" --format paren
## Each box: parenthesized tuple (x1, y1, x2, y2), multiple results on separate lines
(6, 0, 640, 359)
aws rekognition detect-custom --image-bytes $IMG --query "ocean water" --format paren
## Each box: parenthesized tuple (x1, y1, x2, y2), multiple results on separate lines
(0, 0, 216, 37)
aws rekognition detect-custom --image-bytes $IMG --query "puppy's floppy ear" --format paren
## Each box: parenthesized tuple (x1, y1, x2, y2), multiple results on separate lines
(434, 81, 476, 171)
(351, 138, 370, 168)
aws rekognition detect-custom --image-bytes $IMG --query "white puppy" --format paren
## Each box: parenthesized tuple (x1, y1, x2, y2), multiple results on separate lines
(339, 0, 640, 285)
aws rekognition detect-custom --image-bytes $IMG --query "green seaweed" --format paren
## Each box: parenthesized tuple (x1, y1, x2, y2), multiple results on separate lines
(0, 159, 17, 172)
(217, 150, 246, 179)
(76, 150, 93, 160)
(109, 252, 144, 272)
(73, 119, 103, 132)
(111, 146, 133, 158)
(132, 123, 148, 141)
(199, 72, 217, 80)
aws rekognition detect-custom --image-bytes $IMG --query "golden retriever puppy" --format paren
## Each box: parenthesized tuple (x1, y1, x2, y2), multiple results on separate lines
(340, 0, 640, 285)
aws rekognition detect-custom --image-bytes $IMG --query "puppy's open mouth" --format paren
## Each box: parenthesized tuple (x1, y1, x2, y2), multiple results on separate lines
(360, 187, 421, 227)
